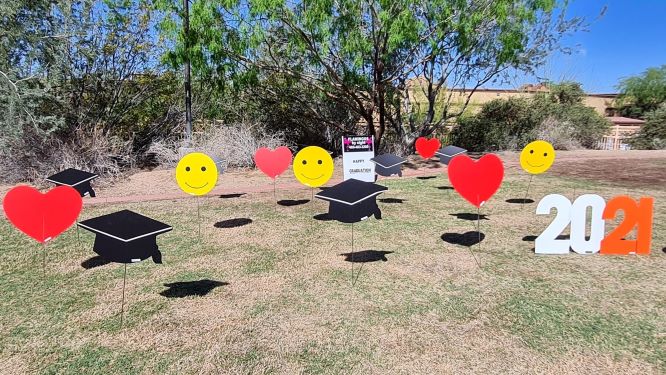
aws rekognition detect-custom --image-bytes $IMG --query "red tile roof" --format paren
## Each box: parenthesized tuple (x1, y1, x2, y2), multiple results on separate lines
(607, 116, 645, 125)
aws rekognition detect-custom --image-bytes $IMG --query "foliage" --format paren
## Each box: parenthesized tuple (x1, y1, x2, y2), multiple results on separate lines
(616, 65, 666, 118)
(450, 82, 610, 151)
(152, 0, 585, 151)
(148, 121, 290, 169)
(629, 104, 666, 150)
(0, 0, 182, 182)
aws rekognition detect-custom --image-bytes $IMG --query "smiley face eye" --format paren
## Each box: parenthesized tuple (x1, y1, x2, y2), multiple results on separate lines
(185, 166, 191, 172)
(543, 153, 548, 157)
(201, 166, 206, 171)
(529, 150, 534, 154)
(317, 160, 322, 164)
(302, 160, 307, 165)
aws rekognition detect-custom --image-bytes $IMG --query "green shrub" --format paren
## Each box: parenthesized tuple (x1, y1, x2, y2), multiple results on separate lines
(629, 104, 666, 149)
(450, 82, 610, 151)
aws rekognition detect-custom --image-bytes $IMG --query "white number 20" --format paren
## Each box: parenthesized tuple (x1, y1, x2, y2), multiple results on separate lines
(535, 194, 606, 255)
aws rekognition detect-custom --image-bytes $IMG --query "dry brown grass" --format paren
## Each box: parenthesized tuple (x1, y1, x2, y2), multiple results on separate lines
(0, 151, 664, 374)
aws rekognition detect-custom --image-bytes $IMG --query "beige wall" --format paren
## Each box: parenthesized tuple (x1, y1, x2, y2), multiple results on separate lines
(406, 81, 617, 117)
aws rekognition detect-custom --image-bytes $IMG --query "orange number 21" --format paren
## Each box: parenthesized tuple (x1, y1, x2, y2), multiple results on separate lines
(600, 196, 654, 255)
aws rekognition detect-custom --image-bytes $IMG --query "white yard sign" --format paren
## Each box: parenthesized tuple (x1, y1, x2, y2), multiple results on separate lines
(342, 135, 375, 182)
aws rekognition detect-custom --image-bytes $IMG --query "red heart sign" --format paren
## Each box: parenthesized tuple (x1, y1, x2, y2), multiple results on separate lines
(254, 146, 292, 179)
(3, 185, 83, 243)
(448, 154, 504, 208)
(415, 137, 441, 159)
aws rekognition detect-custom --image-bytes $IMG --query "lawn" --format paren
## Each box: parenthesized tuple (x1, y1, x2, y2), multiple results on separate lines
(0, 155, 664, 374)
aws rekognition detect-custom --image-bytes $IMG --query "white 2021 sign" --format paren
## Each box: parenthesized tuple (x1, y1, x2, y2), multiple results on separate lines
(535, 194, 654, 255)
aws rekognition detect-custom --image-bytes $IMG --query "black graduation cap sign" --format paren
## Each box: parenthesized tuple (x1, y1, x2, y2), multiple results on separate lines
(78, 210, 172, 264)
(370, 154, 406, 177)
(315, 179, 387, 223)
(436, 145, 467, 165)
(46, 168, 98, 197)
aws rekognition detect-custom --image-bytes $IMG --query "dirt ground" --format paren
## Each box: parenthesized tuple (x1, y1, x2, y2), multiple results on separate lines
(1, 150, 664, 204)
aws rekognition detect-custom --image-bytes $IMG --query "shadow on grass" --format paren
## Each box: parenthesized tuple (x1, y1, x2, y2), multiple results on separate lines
(506, 198, 535, 204)
(160, 279, 229, 298)
(379, 198, 405, 204)
(313, 213, 333, 221)
(416, 176, 437, 180)
(436, 186, 454, 190)
(81, 255, 111, 269)
(278, 199, 310, 207)
(219, 193, 246, 199)
(441, 232, 485, 247)
(214, 218, 252, 228)
(450, 213, 489, 221)
(339, 250, 393, 263)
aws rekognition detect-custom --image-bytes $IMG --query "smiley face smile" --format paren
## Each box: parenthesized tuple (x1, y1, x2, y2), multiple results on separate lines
(185, 182, 209, 189)
(175, 152, 219, 196)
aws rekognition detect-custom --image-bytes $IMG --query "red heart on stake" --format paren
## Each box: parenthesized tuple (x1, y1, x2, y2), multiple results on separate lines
(415, 137, 441, 159)
(3, 185, 82, 243)
(448, 154, 504, 208)
(254, 146, 292, 179)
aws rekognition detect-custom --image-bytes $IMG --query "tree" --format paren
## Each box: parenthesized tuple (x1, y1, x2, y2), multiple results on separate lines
(153, 0, 585, 152)
(616, 65, 666, 118)
(548, 81, 585, 105)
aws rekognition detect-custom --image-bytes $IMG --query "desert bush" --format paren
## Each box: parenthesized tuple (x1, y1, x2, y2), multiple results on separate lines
(0, 125, 134, 184)
(450, 98, 538, 151)
(534, 116, 582, 150)
(148, 121, 290, 169)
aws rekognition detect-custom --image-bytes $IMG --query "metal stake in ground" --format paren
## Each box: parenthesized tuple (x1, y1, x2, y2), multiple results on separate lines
(76, 218, 80, 245)
(42, 241, 46, 274)
(120, 263, 127, 328)
(522, 174, 534, 209)
(466, 203, 483, 272)
(196, 196, 202, 239)
(350, 222, 355, 284)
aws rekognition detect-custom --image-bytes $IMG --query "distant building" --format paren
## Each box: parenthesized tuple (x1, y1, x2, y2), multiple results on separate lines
(405, 79, 643, 150)
(598, 116, 646, 150)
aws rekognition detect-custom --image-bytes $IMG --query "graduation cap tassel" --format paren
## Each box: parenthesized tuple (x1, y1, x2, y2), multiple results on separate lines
(120, 263, 127, 328)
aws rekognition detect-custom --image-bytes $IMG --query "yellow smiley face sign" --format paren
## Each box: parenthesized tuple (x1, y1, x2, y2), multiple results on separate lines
(520, 140, 556, 174)
(176, 152, 218, 195)
(293, 146, 334, 187)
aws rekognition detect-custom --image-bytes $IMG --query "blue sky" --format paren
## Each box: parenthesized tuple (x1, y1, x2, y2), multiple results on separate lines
(508, 0, 666, 93)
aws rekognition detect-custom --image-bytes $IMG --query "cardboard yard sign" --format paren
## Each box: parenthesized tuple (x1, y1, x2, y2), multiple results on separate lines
(254, 146, 292, 179)
(415, 137, 441, 159)
(293, 146, 335, 188)
(175, 152, 219, 196)
(78, 210, 172, 264)
(46, 168, 99, 197)
(315, 178, 387, 223)
(370, 154, 407, 177)
(535, 194, 654, 255)
(3, 185, 82, 243)
(520, 140, 556, 175)
(342, 136, 375, 182)
(447, 154, 504, 208)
